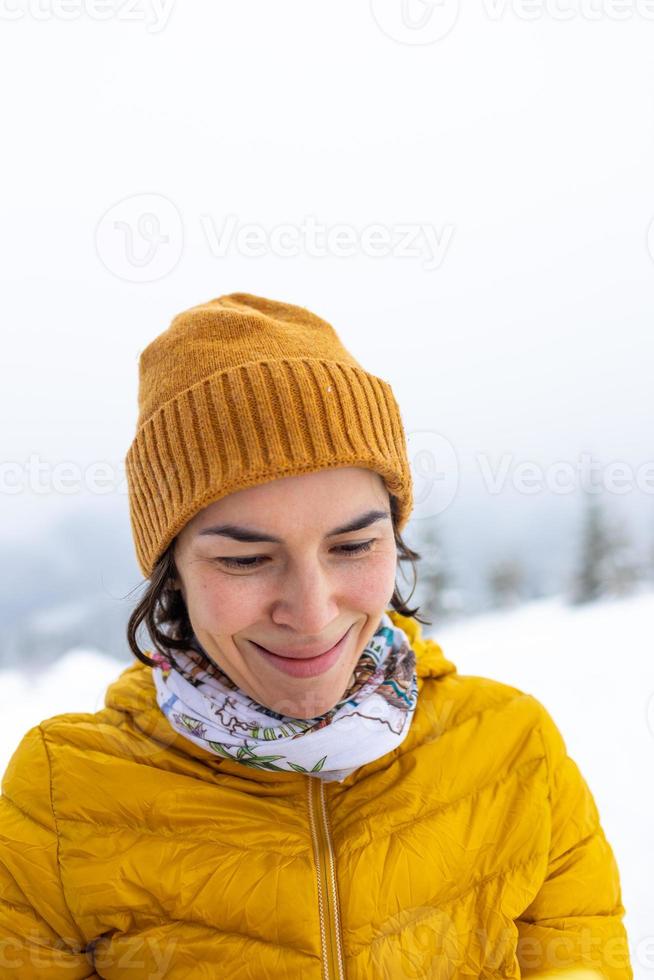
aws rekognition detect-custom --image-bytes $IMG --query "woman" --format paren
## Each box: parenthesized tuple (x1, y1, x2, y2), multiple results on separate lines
(0, 293, 632, 978)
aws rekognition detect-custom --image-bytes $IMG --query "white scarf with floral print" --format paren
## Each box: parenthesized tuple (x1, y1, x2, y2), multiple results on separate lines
(150, 611, 418, 783)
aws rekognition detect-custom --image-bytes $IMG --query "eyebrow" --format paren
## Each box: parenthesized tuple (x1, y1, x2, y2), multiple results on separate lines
(196, 508, 392, 543)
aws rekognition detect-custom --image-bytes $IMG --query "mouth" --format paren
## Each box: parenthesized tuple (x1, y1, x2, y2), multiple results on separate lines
(249, 626, 353, 678)
(252, 628, 351, 661)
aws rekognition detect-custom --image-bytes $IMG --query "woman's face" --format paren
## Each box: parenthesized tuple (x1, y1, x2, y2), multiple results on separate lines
(172, 466, 398, 719)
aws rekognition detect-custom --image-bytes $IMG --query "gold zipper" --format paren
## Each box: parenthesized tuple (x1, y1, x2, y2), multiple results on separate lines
(307, 776, 346, 980)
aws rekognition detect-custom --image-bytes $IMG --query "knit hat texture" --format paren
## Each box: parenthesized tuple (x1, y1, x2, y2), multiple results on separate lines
(125, 292, 414, 578)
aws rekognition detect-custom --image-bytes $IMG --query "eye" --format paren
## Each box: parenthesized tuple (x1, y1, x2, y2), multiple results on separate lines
(214, 555, 267, 569)
(214, 539, 375, 570)
(334, 540, 374, 556)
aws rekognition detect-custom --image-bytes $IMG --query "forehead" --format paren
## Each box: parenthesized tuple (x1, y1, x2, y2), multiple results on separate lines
(188, 467, 390, 538)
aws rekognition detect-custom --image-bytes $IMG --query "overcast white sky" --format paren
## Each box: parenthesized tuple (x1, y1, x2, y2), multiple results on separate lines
(2, 1, 653, 545)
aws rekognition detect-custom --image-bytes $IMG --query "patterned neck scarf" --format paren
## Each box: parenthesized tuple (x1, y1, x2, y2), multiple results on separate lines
(150, 611, 418, 783)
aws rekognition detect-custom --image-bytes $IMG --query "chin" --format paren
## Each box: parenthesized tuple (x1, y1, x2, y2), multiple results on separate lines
(265, 689, 341, 721)
(291, 703, 336, 721)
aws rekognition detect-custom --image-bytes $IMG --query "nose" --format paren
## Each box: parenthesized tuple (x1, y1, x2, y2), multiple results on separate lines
(270, 556, 341, 636)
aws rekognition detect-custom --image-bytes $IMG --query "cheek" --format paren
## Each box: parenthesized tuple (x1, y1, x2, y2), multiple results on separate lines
(341, 552, 398, 606)
(184, 572, 261, 635)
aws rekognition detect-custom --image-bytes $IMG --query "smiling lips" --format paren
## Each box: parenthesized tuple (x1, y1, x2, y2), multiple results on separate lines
(250, 626, 353, 679)
(253, 628, 350, 660)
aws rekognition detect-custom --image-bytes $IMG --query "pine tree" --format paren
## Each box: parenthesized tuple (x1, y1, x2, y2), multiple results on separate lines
(569, 489, 640, 604)
(570, 490, 608, 604)
(603, 512, 641, 597)
(413, 519, 462, 624)
(487, 558, 527, 609)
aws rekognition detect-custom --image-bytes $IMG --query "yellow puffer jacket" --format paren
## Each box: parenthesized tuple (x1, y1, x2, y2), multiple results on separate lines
(0, 611, 631, 979)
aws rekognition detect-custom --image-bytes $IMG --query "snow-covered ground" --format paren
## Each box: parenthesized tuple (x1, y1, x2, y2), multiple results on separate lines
(1, 592, 651, 975)
(0, 648, 127, 776)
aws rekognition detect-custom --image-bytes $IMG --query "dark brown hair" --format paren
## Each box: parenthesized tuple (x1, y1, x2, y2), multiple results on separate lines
(126, 492, 430, 669)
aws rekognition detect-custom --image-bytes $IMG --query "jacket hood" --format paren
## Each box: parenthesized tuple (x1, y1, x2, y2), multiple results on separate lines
(103, 610, 457, 767)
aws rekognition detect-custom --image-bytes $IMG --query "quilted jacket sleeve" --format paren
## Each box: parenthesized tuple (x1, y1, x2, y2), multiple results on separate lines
(0, 725, 99, 978)
(515, 701, 632, 980)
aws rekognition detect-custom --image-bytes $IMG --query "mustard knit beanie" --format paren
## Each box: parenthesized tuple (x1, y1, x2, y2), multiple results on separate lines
(125, 292, 414, 579)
